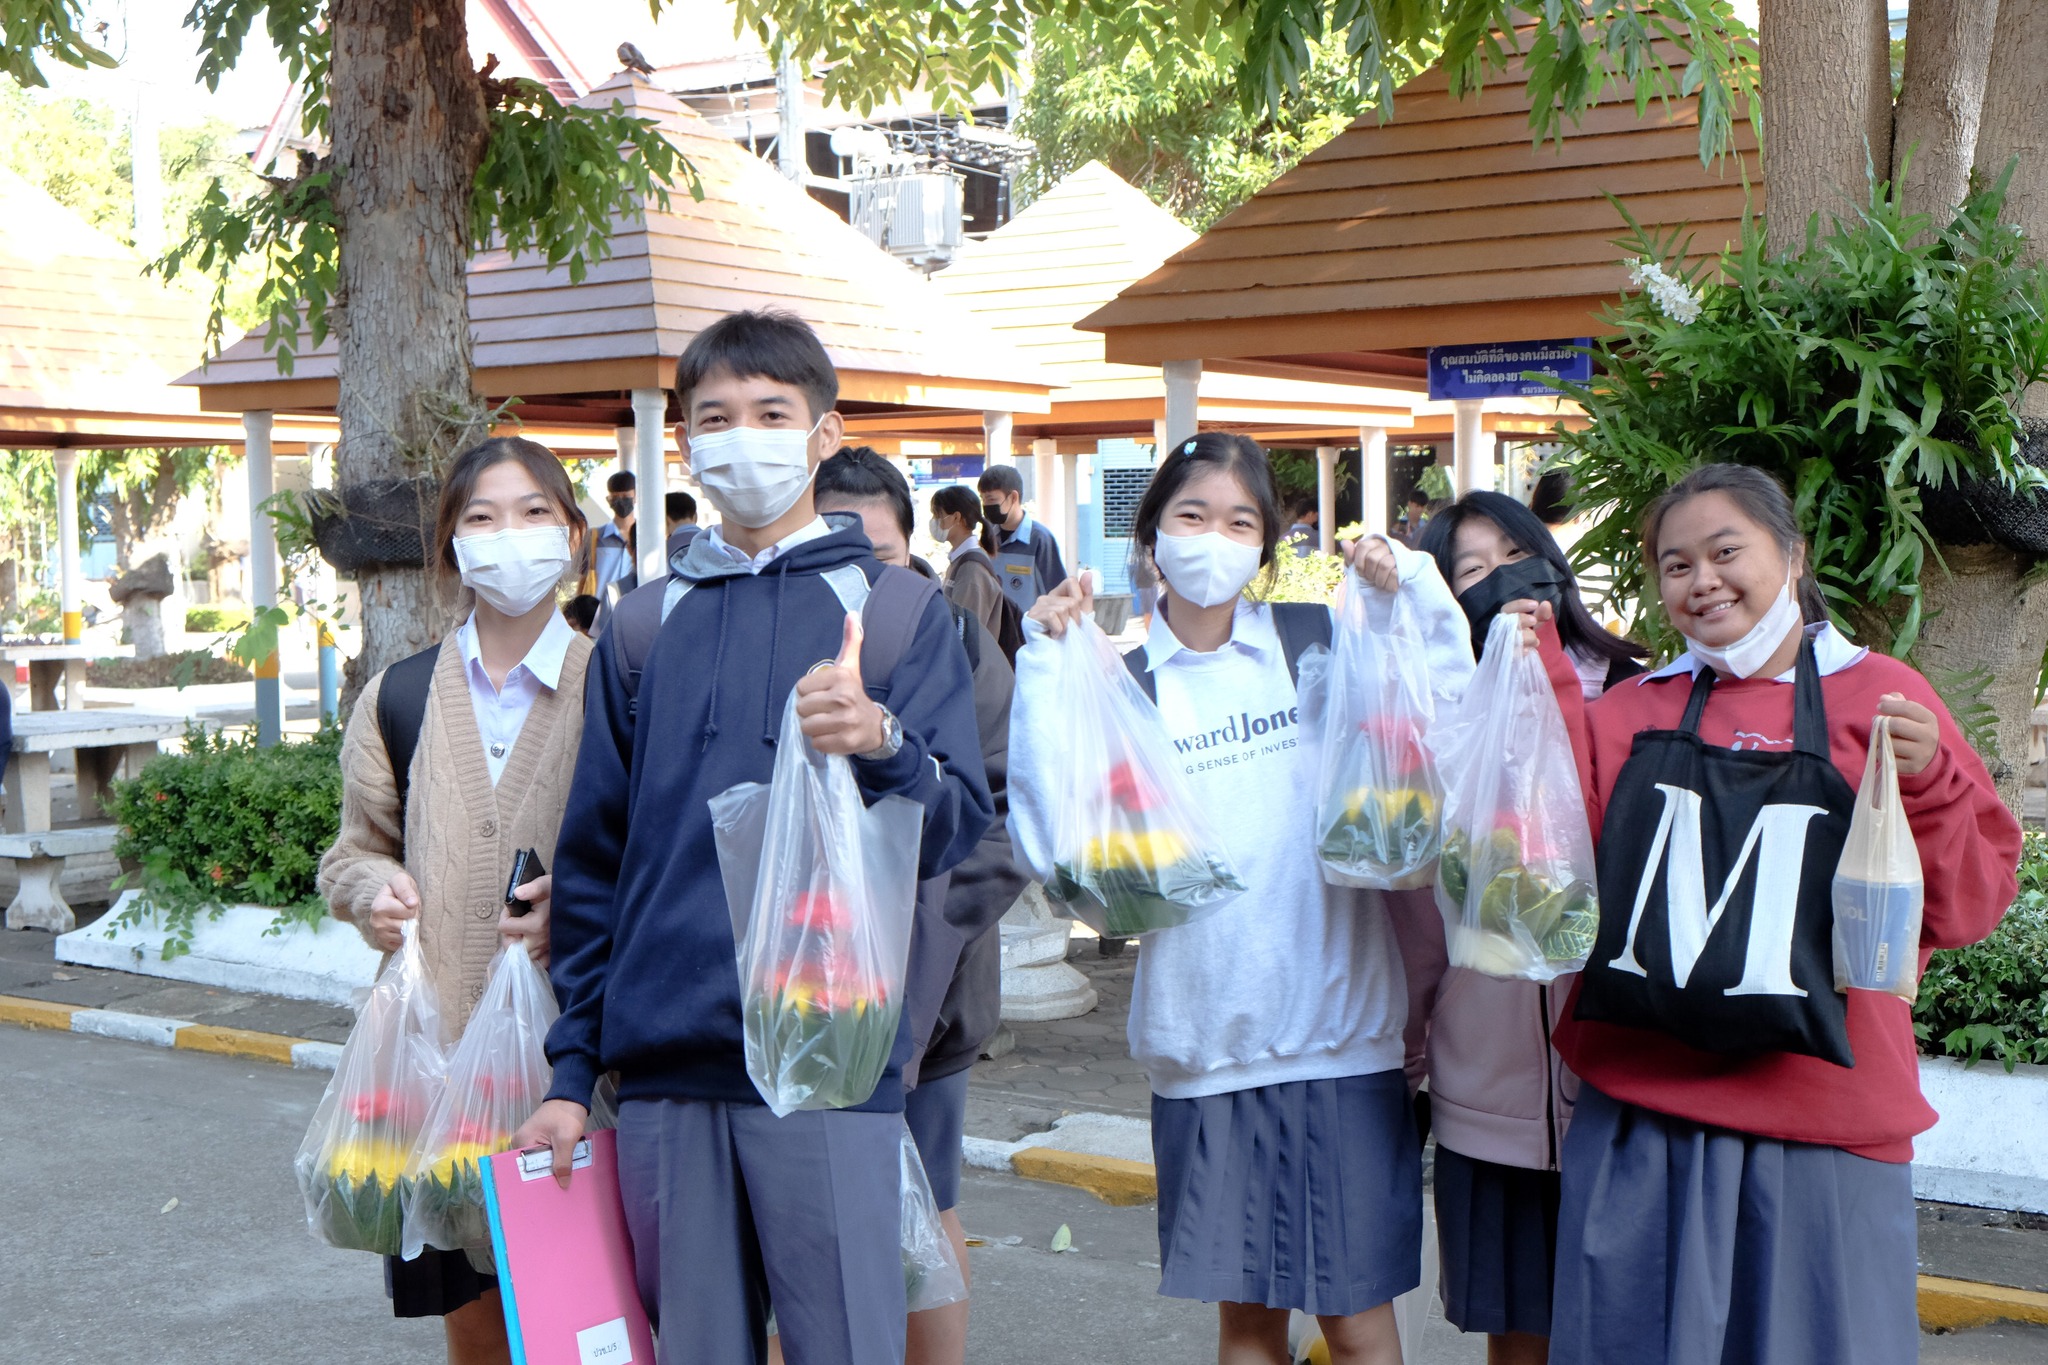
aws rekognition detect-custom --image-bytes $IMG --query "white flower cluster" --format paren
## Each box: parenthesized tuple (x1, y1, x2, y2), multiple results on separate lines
(1627, 257, 1703, 325)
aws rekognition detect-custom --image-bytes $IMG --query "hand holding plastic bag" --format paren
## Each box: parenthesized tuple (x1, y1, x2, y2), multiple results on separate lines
(400, 943, 558, 1263)
(1832, 717, 1926, 1000)
(900, 1123, 967, 1312)
(1434, 615, 1598, 981)
(1031, 615, 1244, 936)
(295, 923, 447, 1254)
(1305, 568, 1446, 889)
(712, 691, 923, 1116)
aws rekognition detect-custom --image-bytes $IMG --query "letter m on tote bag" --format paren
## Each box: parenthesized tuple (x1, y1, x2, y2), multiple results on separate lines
(1577, 783, 1855, 1067)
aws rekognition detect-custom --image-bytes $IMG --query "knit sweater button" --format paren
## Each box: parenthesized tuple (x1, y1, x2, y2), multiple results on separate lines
(475, 901, 496, 921)
(479, 820, 496, 837)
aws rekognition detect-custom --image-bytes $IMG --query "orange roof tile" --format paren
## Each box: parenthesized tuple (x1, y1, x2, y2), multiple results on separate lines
(183, 73, 1052, 416)
(1079, 46, 1758, 368)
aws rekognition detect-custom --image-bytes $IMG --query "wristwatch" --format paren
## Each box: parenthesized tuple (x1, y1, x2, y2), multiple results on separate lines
(857, 704, 904, 762)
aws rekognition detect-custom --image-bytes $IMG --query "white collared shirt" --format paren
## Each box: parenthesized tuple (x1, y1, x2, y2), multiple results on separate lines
(1645, 621, 1867, 683)
(457, 610, 577, 785)
(700, 517, 832, 574)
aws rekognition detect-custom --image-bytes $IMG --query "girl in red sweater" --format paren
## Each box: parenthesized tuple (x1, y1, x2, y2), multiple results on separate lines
(1531, 464, 2019, 1365)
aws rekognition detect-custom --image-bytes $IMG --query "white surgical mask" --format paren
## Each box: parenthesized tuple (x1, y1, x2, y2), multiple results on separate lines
(1681, 570, 1803, 678)
(687, 418, 822, 528)
(1153, 530, 1263, 609)
(928, 516, 948, 543)
(454, 524, 572, 617)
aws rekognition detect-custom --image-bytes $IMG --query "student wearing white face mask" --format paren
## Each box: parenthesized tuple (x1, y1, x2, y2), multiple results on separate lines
(1010, 434, 1472, 1365)
(319, 437, 595, 1365)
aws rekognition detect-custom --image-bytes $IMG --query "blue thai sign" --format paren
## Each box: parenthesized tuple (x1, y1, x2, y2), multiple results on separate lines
(1426, 339, 1592, 400)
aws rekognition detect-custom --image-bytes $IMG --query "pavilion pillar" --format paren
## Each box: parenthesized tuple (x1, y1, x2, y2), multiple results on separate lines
(1315, 447, 1338, 556)
(1360, 425, 1390, 538)
(52, 450, 82, 644)
(1030, 437, 1073, 558)
(1162, 360, 1201, 447)
(244, 411, 282, 747)
(1453, 399, 1491, 495)
(632, 388, 669, 583)
(983, 411, 1015, 467)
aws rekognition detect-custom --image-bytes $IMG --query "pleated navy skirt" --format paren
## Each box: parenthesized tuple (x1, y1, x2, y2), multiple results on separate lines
(1550, 1085, 1917, 1365)
(1432, 1144, 1560, 1337)
(1151, 1070, 1422, 1316)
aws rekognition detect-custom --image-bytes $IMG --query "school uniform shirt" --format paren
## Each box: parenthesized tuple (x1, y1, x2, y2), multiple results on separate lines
(456, 609, 576, 785)
(992, 511, 1067, 612)
(1549, 621, 2021, 1161)
(591, 520, 635, 596)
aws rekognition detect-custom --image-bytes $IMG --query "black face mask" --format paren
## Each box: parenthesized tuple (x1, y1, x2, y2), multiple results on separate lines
(1457, 556, 1571, 658)
(982, 501, 1007, 529)
(609, 495, 635, 519)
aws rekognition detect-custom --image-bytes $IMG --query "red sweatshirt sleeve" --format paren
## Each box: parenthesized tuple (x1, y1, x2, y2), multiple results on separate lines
(1866, 665, 2021, 952)
(1536, 621, 1602, 841)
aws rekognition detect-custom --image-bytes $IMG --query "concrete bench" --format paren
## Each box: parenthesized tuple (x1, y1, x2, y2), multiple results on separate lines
(1, 825, 121, 932)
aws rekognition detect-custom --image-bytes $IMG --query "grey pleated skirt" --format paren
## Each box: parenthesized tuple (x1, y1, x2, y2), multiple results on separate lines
(1433, 1144, 1561, 1337)
(1151, 1069, 1423, 1316)
(1550, 1085, 1918, 1365)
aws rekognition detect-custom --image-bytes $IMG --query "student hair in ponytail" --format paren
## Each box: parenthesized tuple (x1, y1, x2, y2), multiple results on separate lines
(931, 483, 995, 555)
(1641, 464, 1829, 623)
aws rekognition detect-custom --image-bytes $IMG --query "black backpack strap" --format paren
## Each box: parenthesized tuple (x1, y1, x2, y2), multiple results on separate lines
(1269, 601, 1334, 686)
(1119, 601, 1329, 703)
(604, 578, 669, 716)
(860, 564, 941, 690)
(376, 645, 440, 847)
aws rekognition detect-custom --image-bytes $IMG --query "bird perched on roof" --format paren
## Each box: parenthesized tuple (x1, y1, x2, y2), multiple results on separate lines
(618, 42, 656, 76)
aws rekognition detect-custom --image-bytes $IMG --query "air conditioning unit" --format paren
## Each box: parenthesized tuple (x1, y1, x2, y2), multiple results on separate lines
(849, 168, 964, 272)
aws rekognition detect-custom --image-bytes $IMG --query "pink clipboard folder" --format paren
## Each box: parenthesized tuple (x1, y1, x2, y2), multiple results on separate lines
(482, 1127, 656, 1365)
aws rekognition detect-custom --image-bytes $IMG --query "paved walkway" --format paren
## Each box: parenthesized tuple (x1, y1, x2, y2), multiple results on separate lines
(972, 938, 1150, 1116)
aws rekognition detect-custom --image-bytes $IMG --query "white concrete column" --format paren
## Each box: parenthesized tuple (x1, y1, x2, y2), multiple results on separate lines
(1030, 437, 1065, 555)
(613, 426, 633, 480)
(243, 411, 282, 746)
(52, 450, 82, 643)
(983, 410, 1015, 467)
(1162, 360, 1201, 447)
(1314, 446, 1338, 556)
(1058, 451, 1081, 564)
(1360, 425, 1390, 537)
(632, 388, 669, 583)
(1453, 399, 1491, 495)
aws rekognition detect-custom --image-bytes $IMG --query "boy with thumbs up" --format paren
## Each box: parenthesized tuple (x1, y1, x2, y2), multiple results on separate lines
(514, 310, 993, 1365)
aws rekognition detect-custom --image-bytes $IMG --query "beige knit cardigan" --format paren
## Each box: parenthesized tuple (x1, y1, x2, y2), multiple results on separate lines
(319, 632, 591, 1032)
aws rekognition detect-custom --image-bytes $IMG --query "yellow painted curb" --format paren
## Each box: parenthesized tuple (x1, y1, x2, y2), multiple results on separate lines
(1917, 1274, 2048, 1331)
(173, 1023, 301, 1065)
(0, 995, 78, 1031)
(1010, 1147, 1157, 1206)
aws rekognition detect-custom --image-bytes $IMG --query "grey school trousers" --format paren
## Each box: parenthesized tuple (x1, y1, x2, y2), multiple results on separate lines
(616, 1097, 906, 1365)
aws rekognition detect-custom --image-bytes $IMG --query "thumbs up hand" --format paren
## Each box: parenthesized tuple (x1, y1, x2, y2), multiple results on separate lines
(795, 612, 889, 755)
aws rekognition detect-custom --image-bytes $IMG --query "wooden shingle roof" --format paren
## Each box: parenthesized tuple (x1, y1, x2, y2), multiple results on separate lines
(1080, 46, 1758, 369)
(184, 73, 1052, 417)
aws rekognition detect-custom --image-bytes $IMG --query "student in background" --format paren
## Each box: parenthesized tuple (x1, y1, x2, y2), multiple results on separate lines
(665, 490, 700, 551)
(1284, 494, 1319, 557)
(928, 484, 1008, 648)
(586, 470, 637, 598)
(976, 464, 1067, 611)
(515, 310, 993, 1365)
(1397, 488, 1431, 546)
(816, 446, 1027, 1365)
(563, 594, 600, 637)
(320, 436, 593, 1365)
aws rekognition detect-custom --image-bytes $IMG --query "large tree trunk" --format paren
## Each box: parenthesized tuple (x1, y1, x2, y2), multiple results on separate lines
(1913, 543, 2048, 818)
(1760, 0, 1894, 255)
(328, 0, 490, 695)
(1892, 0, 2000, 227)
(1976, 0, 2048, 419)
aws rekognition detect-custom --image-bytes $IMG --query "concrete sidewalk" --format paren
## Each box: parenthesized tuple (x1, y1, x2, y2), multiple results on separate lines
(8, 914, 2048, 1331)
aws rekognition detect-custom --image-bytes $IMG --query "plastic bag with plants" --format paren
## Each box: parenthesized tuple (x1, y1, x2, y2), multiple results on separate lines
(1434, 615, 1599, 981)
(294, 923, 447, 1255)
(1033, 616, 1245, 937)
(711, 691, 924, 1116)
(1303, 567, 1446, 890)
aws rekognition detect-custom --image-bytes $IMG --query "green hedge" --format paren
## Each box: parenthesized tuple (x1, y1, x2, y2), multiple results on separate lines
(88, 649, 252, 688)
(184, 605, 253, 634)
(1915, 831, 2048, 1071)
(106, 726, 343, 958)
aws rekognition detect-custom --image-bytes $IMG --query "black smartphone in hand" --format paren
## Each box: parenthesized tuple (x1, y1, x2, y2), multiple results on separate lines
(504, 848, 546, 916)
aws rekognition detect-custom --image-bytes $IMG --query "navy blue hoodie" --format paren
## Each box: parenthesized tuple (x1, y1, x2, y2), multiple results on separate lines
(543, 514, 995, 1112)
